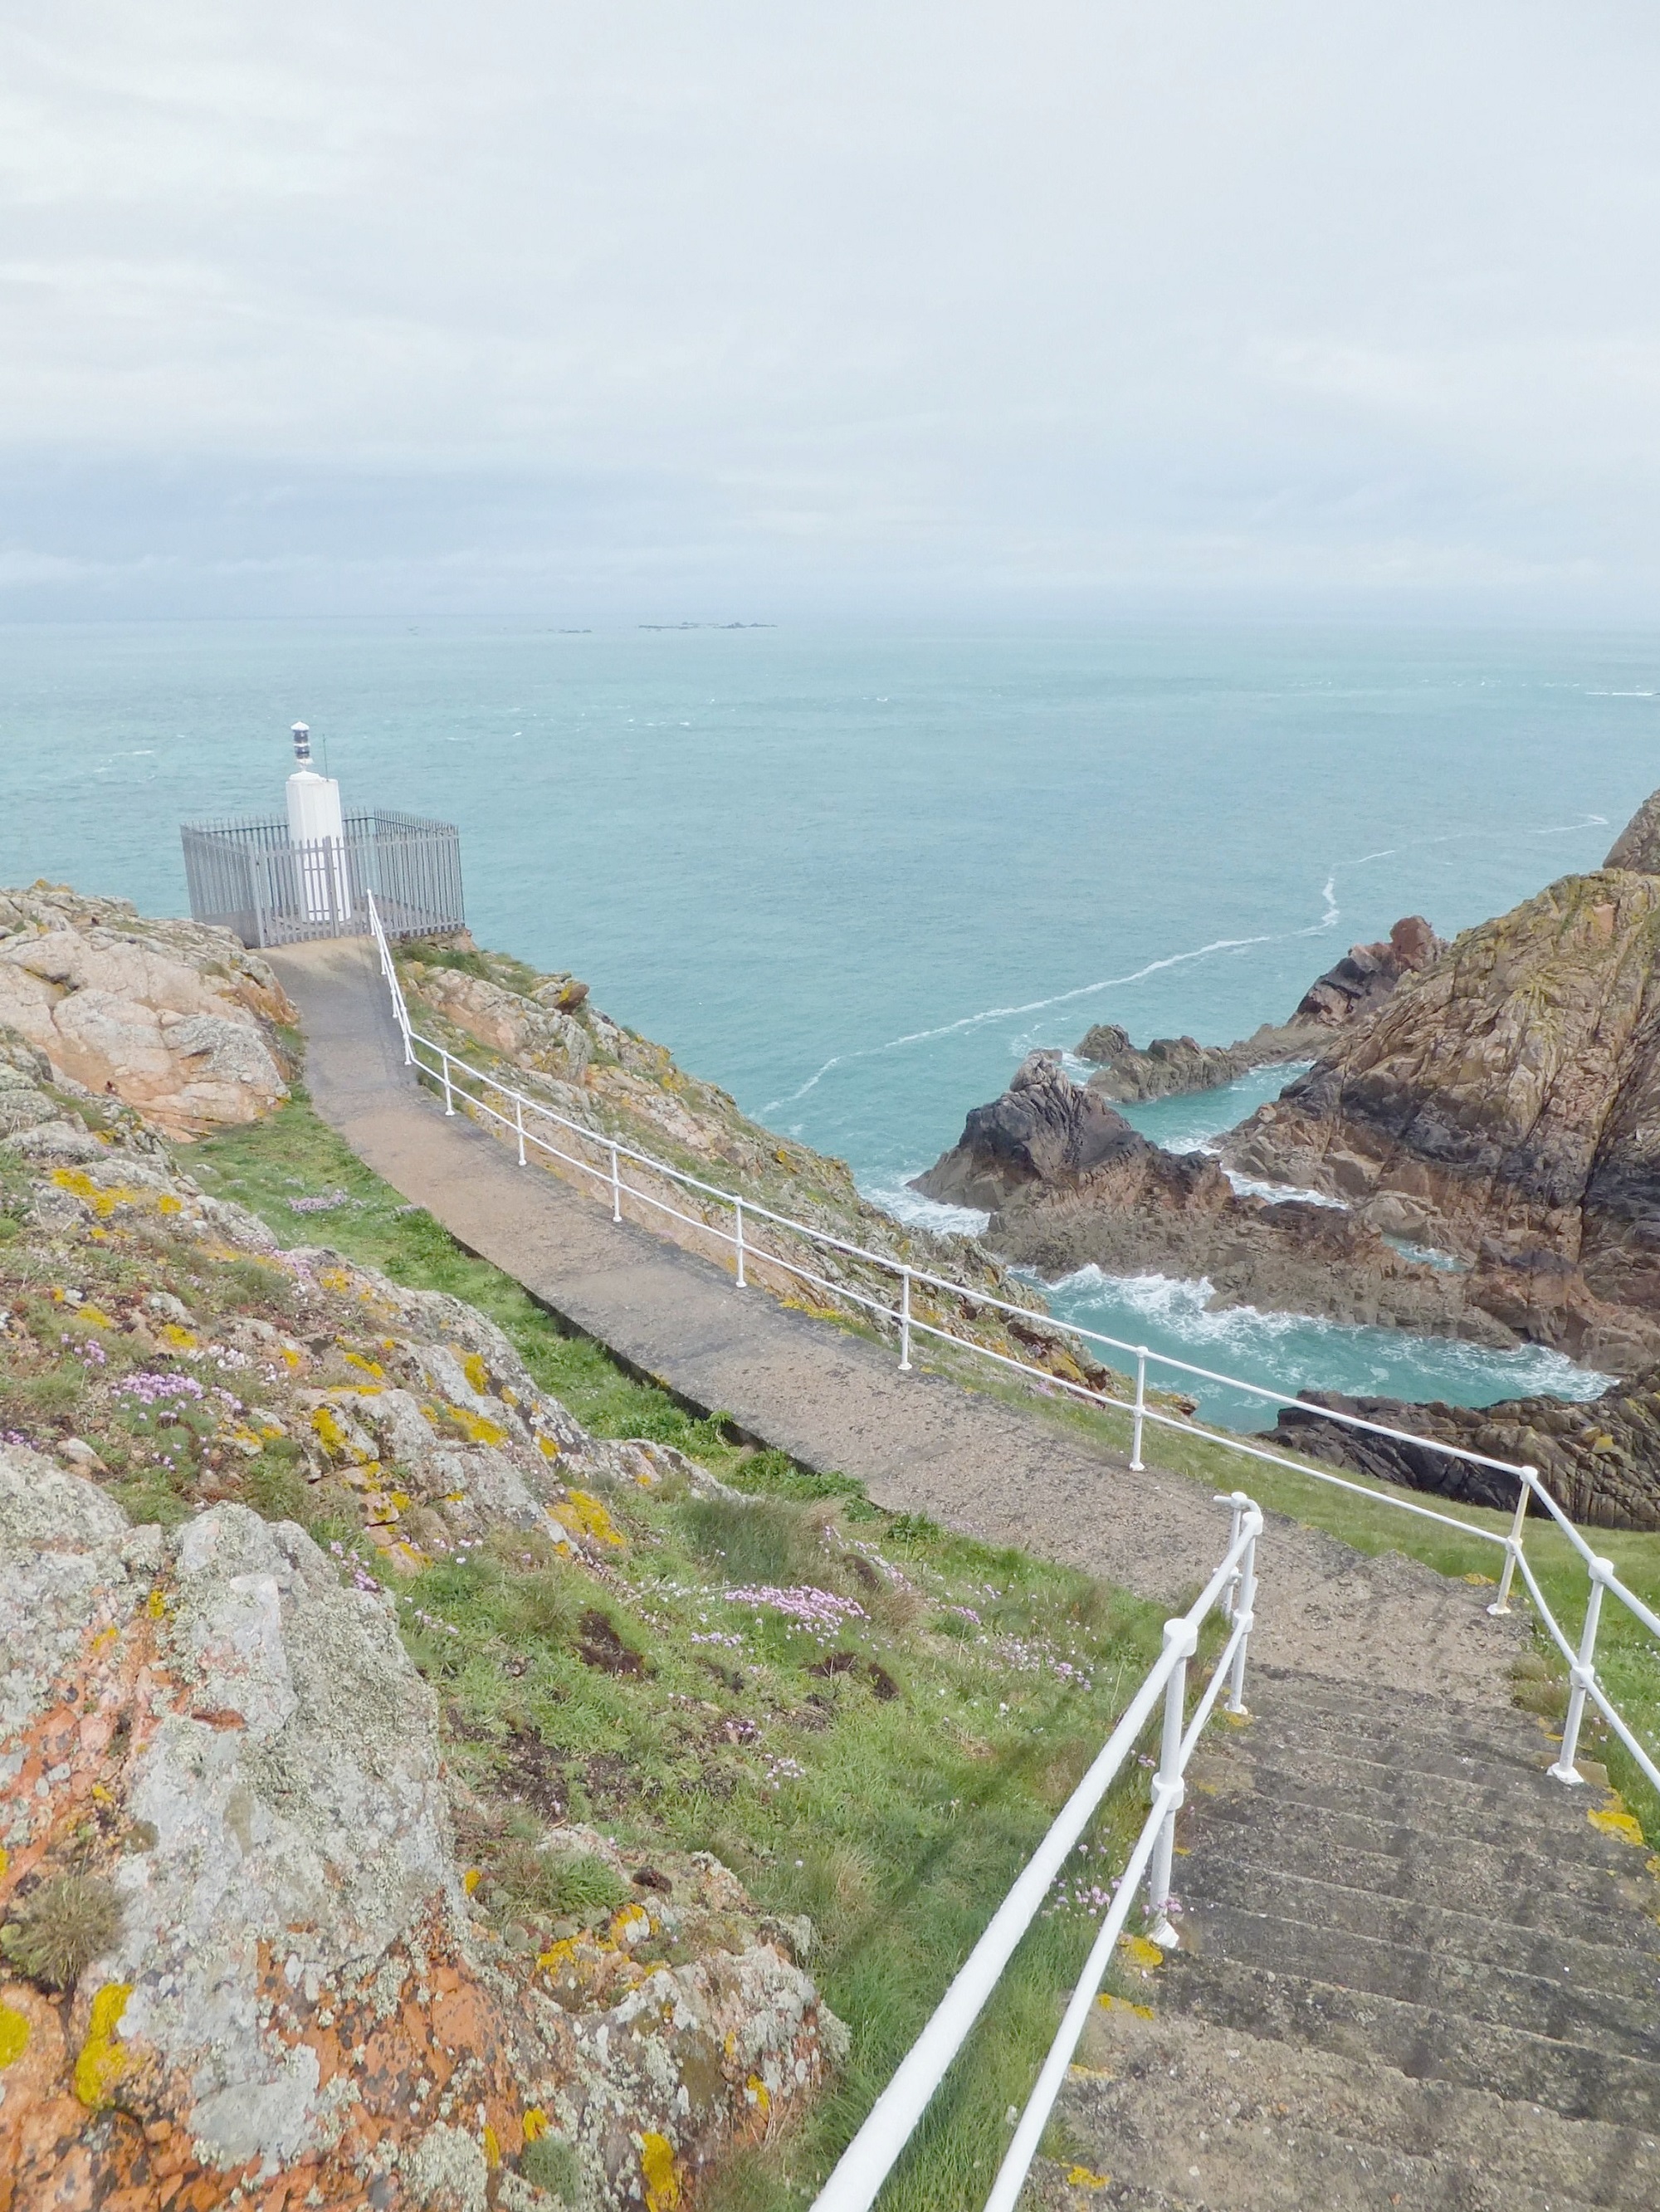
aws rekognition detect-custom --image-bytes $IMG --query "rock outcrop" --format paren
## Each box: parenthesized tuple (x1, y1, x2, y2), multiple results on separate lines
(1272, 1365, 1660, 1531)
(1221, 870, 1660, 1326)
(1077, 916, 1444, 1104)
(0, 884, 295, 1138)
(0, 1048, 847, 2209)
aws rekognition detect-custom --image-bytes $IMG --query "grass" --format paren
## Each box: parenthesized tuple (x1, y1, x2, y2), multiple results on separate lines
(188, 1098, 1188, 2207)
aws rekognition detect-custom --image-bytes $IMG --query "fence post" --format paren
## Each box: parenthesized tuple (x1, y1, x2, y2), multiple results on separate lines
(1549, 1558, 1612, 1785)
(1219, 1492, 1247, 1621)
(1226, 1509, 1258, 1718)
(735, 1198, 747, 1287)
(1147, 1619, 1198, 1946)
(1130, 1346, 1148, 1471)
(1488, 1467, 1534, 1617)
(610, 1143, 622, 1223)
(441, 1052, 454, 1116)
(515, 1097, 525, 1167)
(899, 1267, 912, 1373)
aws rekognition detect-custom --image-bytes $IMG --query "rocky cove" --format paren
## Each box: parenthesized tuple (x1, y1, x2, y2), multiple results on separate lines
(915, 793, 1660, 1530)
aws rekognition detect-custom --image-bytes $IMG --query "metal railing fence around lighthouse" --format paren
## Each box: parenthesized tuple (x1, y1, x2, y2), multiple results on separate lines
(181, 809, 464, 950)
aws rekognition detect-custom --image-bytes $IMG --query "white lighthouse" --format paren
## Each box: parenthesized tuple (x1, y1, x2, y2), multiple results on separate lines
(285, 722, 351, 922)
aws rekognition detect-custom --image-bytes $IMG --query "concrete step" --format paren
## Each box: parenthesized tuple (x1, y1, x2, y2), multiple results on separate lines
(1182, 1854, 1660, 2004)
(1179, 1821, 1657, 1952)
(1208, 1746, 1648, 1873)
(1026, 2002, 1659, 2210)
(1161, 1951, 1660, 2127)
(1180, 1896, 1660, 2063)
(1191, 1792, 1658, 1924)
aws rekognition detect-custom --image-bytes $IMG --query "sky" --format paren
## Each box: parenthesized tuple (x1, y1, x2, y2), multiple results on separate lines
(3, 2, 1658, 622)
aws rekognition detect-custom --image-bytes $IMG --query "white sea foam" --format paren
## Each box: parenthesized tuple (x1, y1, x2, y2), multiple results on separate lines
(1223, 1169, 1349, 1209)
(862, 1180, 990, 1238)
(1045, 1265, 1612, 1405)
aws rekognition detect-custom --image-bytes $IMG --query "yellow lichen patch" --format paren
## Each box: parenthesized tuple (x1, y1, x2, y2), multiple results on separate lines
(1117, 1935, 1165, 1974)
(310, 1405, 349, 1454)
(482, 2124, 500, 2170)
(0, 2002, 30, 2068)
(554, 1492, 625, 1547)
(444, 1404, 508, 1447)
(522, 2107, 549, 2142)
(611, 1902, 652, 1946)
(640, 2132, 681, 2212)
(159, 1323, 197, 1351)
(90, 1624, 118, 1656)
(157, 1194, 182, 1216)
(463, 1868, 482, 1895)
(461, 1351, 491, 1394)
(50, 1170, 152, 1219)
(145, 1588, 170, 1619)
(537, 1434, 561, 1459)
(0, 1846, 7, 1878)
(536, 1937, 579, 1975)
(74, 1983, 132, 2107)
(320, 1267, 354, 1292)
(744, 2073, 770, 2113)
(76, 1304, 117, 1331)
(343, 1350, 384, 1379)
(1096, 1993, 1154, 2020)
(281, 1345, 303, 1371)
(1067, 2168, 1111, 2190)
(501, 1387, 519, 1408)
(1590, 1796, 1647, 1848)
(1461, 1571, 1496, 1587)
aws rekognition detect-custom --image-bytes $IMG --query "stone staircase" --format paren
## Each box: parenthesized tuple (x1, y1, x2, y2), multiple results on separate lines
(1033, 1665, 1660, 2209)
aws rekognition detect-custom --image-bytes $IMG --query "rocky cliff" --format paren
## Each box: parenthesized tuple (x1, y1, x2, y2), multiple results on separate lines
(0, 1033, 845, 2210)
(1076, 916, 1443, 1103)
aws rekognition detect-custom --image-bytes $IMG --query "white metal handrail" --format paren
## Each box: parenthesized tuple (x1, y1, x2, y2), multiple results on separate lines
(813, 1491, 1262, 2212)
(364, 896, 1659, 1800)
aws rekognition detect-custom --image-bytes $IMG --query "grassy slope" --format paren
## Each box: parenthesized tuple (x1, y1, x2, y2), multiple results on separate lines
(190, 1101, 1181, 2207)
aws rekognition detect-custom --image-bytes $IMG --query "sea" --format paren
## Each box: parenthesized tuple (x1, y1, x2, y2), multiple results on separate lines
(5, 616, 1656, 1426)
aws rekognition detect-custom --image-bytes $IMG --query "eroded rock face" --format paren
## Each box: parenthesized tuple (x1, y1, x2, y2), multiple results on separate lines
(0, 886, 295, 1138)
(915, 1052, 1162, 1211)
(1223, 872, 1660, 1313)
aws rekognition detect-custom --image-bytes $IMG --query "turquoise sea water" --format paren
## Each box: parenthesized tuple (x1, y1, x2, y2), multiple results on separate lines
(5, 618, 1656, 1424)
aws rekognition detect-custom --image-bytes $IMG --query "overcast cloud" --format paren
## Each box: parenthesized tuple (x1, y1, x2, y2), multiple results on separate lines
(2, 2, 1658, 619)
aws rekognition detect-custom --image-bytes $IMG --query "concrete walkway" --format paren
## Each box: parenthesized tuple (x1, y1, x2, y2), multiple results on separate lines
(269, 935, 1516, 1699)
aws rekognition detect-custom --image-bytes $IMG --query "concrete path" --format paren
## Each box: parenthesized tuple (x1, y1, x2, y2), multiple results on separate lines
(268, 936, 1516, 1699)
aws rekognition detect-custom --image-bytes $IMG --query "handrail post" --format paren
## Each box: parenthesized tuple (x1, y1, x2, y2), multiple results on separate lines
(610, 1141, 622, 1223)
(1227, 1508, 1259, 1718)
(441, 1051, 454, 1116)
(1130, 1345, 1148, 1471)
(1488, 1467, 1534, 1617)
(899, 1267, 912, 1372)
(1147, 1619, 1198, 1946)
(1549, 1556, 1612, 1785)
(515, 1096, 525, 1167)
(1219, 1490, 1247, 1622)
(734, 1196, 747, 1287)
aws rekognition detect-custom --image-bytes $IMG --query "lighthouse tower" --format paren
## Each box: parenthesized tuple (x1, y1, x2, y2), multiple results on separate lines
(285, 723, 351, 922)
